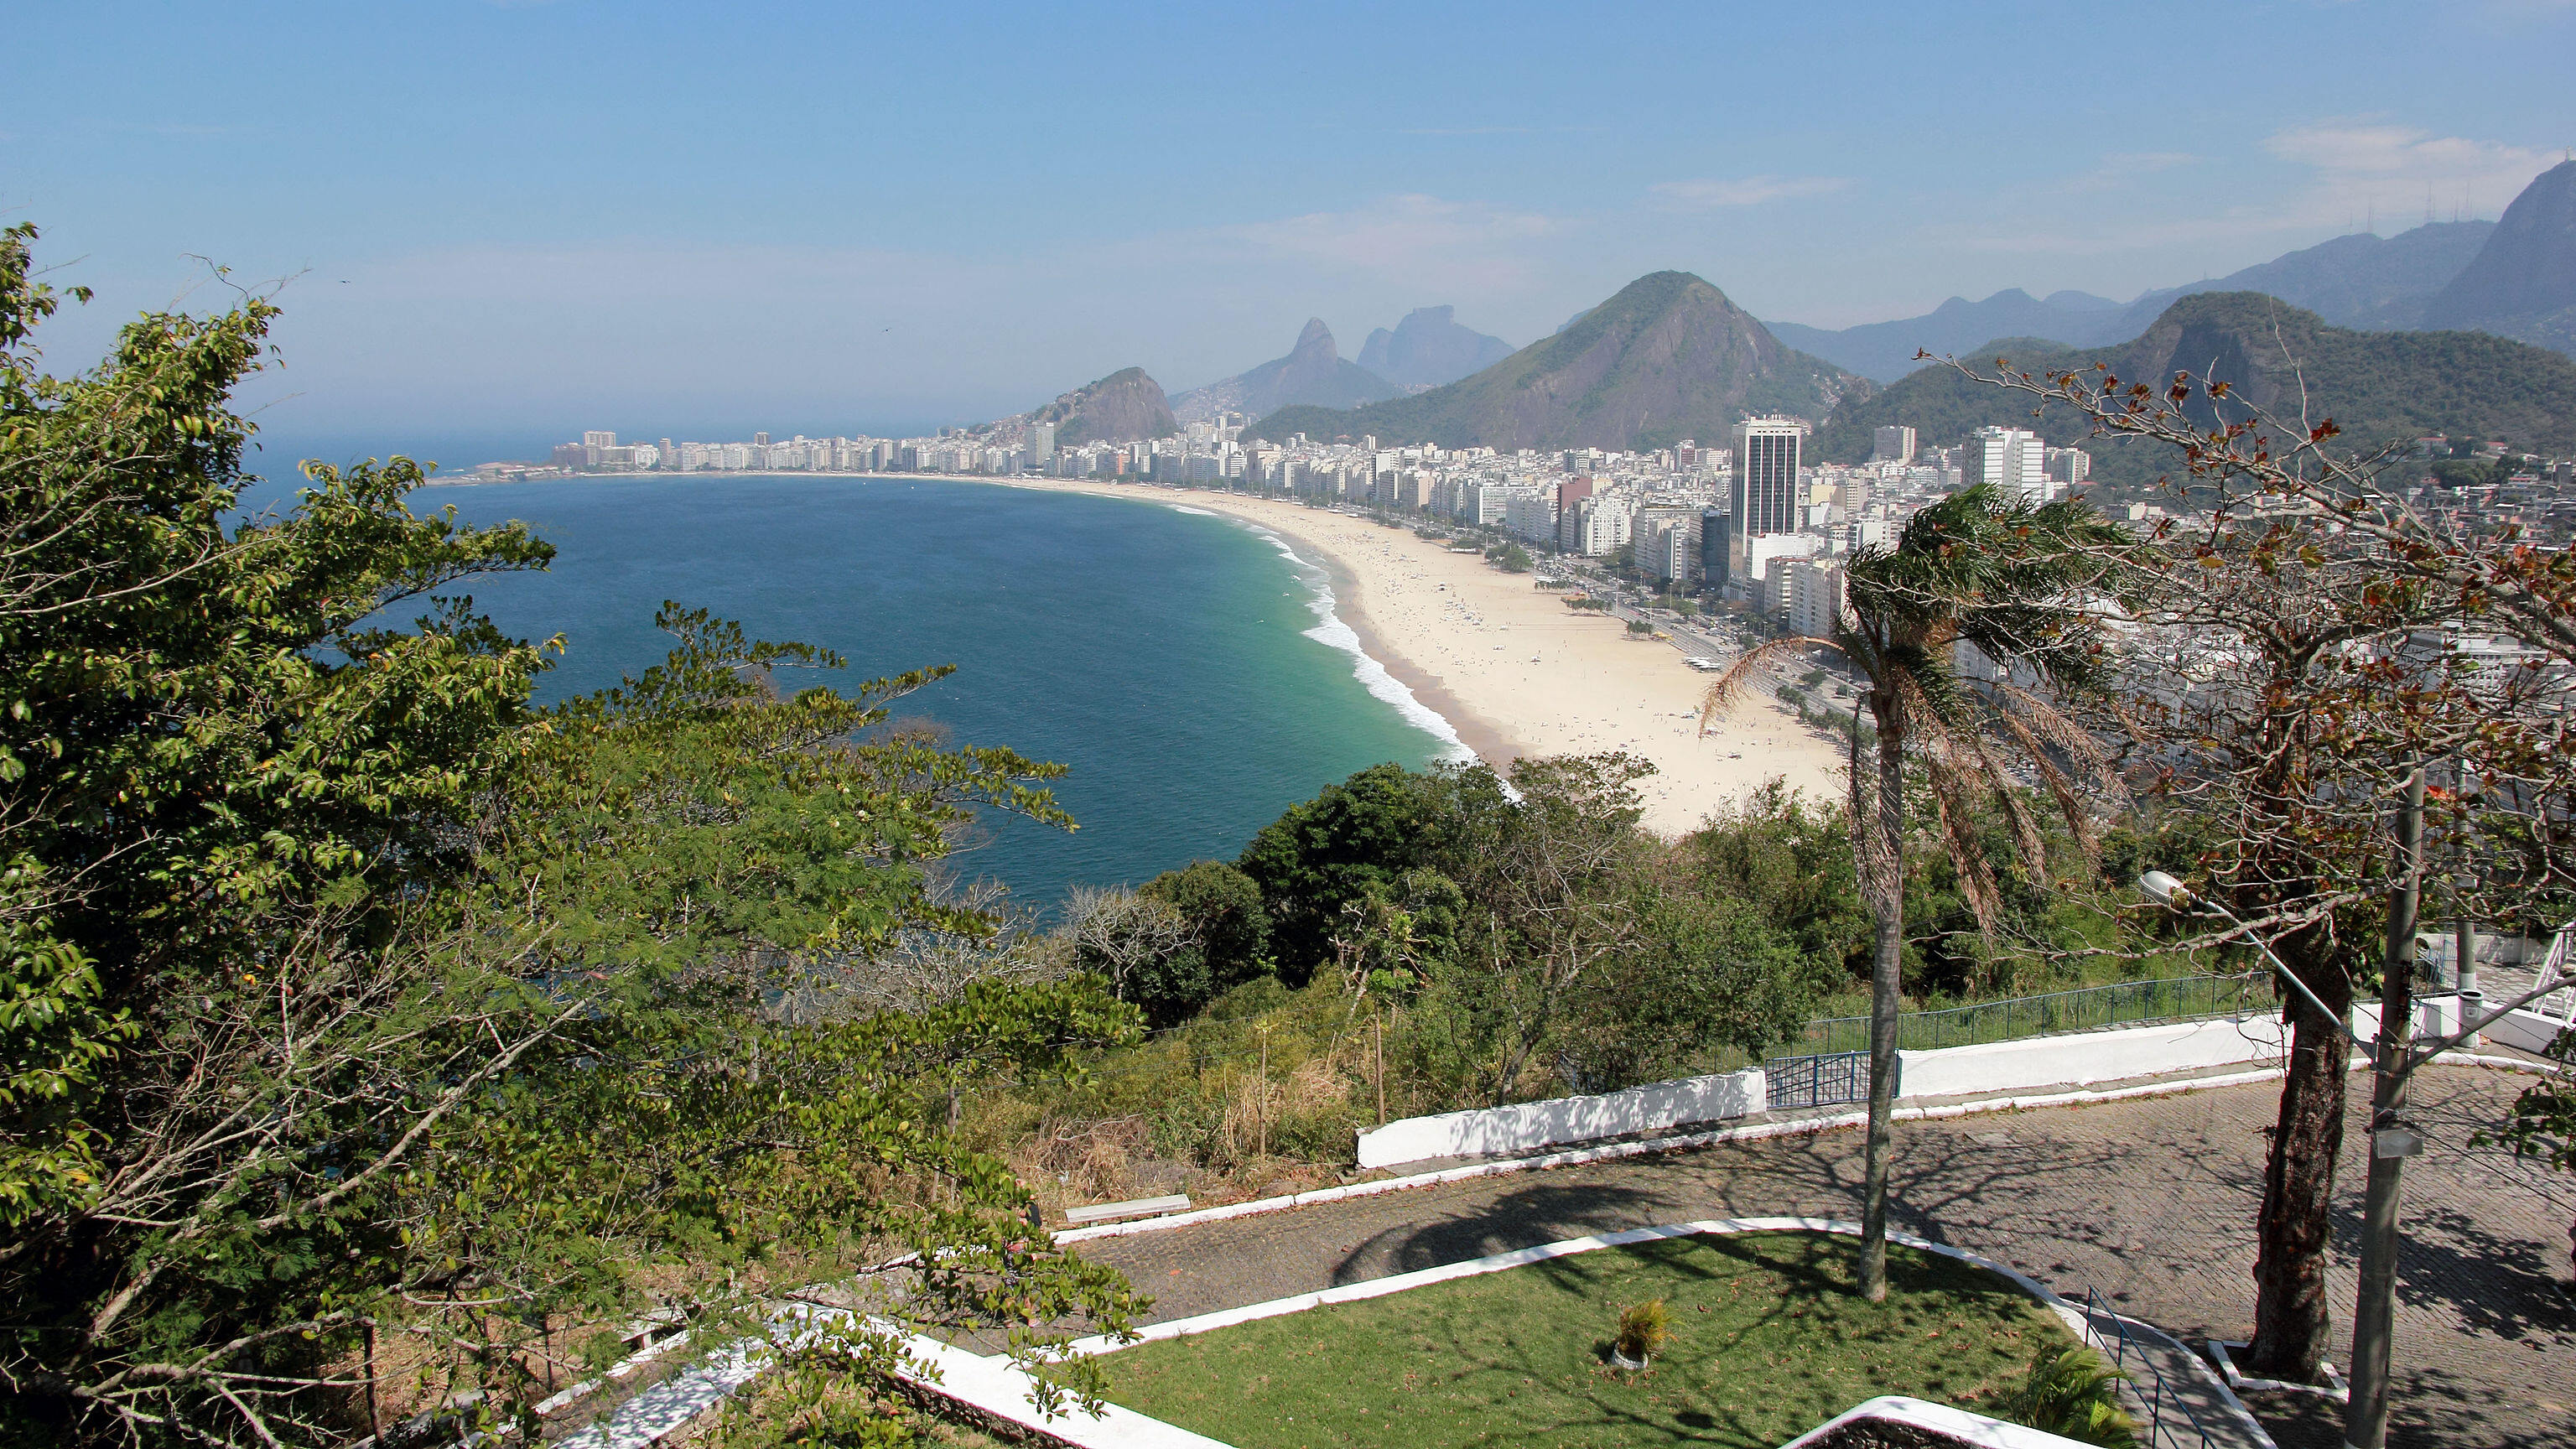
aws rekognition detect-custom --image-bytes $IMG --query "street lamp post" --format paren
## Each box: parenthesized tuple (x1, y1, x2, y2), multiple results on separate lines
(2137, 870, 2359, 1045)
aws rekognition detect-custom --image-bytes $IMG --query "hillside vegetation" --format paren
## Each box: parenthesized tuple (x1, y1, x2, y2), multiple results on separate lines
(1819, 291, 2576, 491)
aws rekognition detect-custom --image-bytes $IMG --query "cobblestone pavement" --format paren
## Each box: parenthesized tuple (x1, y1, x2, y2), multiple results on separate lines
(1074, 1066, 2573, 1449)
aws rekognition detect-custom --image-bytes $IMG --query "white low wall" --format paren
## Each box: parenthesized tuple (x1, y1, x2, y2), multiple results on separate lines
(1349, 1000, 2560, 1174)
(2352, 995, 2469, 1042)
(1353, 1067, 1762, 1170)
(1897, 1015, 2288, 1102)
(2477, 1006, 2571, 1056)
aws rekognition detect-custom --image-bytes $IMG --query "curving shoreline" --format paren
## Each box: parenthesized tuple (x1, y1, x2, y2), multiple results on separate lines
(428, 467, 1846, 836)
(989, 477, 1847, 837)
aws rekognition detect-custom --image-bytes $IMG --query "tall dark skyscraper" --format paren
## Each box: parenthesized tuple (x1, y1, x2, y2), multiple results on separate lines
(1728, 416, 1808, 579)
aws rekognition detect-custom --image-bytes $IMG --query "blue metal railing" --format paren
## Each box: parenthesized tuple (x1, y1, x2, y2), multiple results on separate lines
(2084, 1286, 2222, 1449)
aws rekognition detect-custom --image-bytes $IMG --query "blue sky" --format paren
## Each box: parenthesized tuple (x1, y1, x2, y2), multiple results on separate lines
(10, 1, 2574, 459)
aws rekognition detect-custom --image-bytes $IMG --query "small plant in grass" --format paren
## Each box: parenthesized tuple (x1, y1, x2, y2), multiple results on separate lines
(1613, 1299, 1671, 1365)
(2007, 1345, 2139, 1448)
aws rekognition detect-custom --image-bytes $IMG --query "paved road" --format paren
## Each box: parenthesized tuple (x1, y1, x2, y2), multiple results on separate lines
(1075, 1067, 2573, 1449)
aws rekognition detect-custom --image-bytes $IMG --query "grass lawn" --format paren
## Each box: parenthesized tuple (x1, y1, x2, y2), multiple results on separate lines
(1092, 1231, 2080, 1449)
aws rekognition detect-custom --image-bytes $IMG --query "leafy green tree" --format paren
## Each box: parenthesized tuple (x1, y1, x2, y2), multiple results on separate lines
(0, 227, 1145, 1447)
(1140, 860, 1273, 994)
(1234, 763, 1494, 982)
(1410, 754, 1810, 1101)
(1706, 485, 2130, 1300)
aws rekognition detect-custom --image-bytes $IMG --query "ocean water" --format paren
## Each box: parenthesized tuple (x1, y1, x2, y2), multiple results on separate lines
(404, 475, 1462, 908)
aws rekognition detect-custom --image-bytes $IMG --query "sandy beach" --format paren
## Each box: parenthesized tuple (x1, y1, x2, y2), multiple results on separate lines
(1005, 478, 1847, 837)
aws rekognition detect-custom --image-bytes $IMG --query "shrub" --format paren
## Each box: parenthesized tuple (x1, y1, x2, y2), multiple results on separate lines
(1614, 1299, 1672, 1361)
(1143, 860, 1274, 994)
(2007, 1345, 2139, 1448)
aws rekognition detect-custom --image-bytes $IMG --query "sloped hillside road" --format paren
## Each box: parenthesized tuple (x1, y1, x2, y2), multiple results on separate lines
(1072, 1067, 2573, 1449)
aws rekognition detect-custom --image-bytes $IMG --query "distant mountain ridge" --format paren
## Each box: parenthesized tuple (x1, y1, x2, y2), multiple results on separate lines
(1767, 289, 2132, 385)
(2423, 159, 2576, 356)
(1171, 319, 1399, 423)
(1774, 221, 2501, 382)
(1031, 366, 1177, 444)
(1247, 271, 1867, 452)
(1815, 291, 2576, 491)
(1357, 306, 1516, 391)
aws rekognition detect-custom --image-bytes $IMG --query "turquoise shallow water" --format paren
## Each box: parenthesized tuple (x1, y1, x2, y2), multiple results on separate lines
(411, 475, 1455, 906)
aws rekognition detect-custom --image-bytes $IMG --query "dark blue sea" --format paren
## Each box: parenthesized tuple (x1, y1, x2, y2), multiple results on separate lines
(368, 474, 1459, 908)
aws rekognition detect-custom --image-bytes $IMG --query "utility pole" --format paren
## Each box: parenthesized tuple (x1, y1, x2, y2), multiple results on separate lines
(2454, 763, 2482, 1046)
(2345, 764, 2425, 1449)
(1374, 1006, 1387, 1127)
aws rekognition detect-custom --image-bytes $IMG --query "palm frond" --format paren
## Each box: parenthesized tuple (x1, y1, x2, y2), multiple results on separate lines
(1699, 634, 1847, 735)
(1961, 722, 2050, 875)
(1988, 704, 2103, 868)
(1923, 746, 2005, 940)
(1989, 679, 2126, 807)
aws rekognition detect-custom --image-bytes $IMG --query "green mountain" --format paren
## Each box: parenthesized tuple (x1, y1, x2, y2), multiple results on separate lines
(1245, 272, 1867, 452)
(1818, 292, 2576, 491)
(1031, 366, 1178, 444)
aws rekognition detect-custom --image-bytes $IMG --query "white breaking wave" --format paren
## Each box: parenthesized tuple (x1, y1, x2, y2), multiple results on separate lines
(1222, 518, 1478, 766)
(1167, 505, 1218, 517)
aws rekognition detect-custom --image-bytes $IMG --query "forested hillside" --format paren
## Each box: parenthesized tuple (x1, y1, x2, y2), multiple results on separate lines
(1819, 291, 2576, 491)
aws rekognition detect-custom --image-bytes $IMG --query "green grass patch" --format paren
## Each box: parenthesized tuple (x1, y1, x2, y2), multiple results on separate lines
(1093, 1231, 2077, 1449)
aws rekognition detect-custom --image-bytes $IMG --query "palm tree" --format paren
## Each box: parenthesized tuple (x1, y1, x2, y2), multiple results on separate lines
(1703, 485, 2131, 1299)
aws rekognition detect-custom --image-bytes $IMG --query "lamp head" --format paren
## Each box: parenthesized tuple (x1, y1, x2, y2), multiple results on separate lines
(2138, 870, 2191, 906)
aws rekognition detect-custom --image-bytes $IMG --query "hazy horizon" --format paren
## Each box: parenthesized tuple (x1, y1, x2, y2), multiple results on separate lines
(14, 1, 2575, 446)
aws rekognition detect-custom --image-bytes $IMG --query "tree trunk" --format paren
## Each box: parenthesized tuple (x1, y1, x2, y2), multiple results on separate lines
(1858, 688, 1907, 1301)
(2246, 929, 2355, 1381)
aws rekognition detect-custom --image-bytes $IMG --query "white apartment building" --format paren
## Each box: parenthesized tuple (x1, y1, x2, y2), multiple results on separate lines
(1783, 559, 1848, 637)
(1632, 508, 1701, 584)
(1566, 492, 1637, 558)
(1961, 426, 2053, 505)
(1502, 488, 1557, 545)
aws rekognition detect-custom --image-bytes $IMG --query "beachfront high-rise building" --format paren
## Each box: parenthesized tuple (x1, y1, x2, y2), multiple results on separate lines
(1729, 416, 1809, 583)
(1961, 426, 2050, 505)
(1566, 493, 1636, 558)
(1870, 425, 1916, 467)
(1633, 508, 1702, 584)
(1502, 488, 1557, 546)
(1784, 559, 1848, 638)
(1028, 421, 1056, 462)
